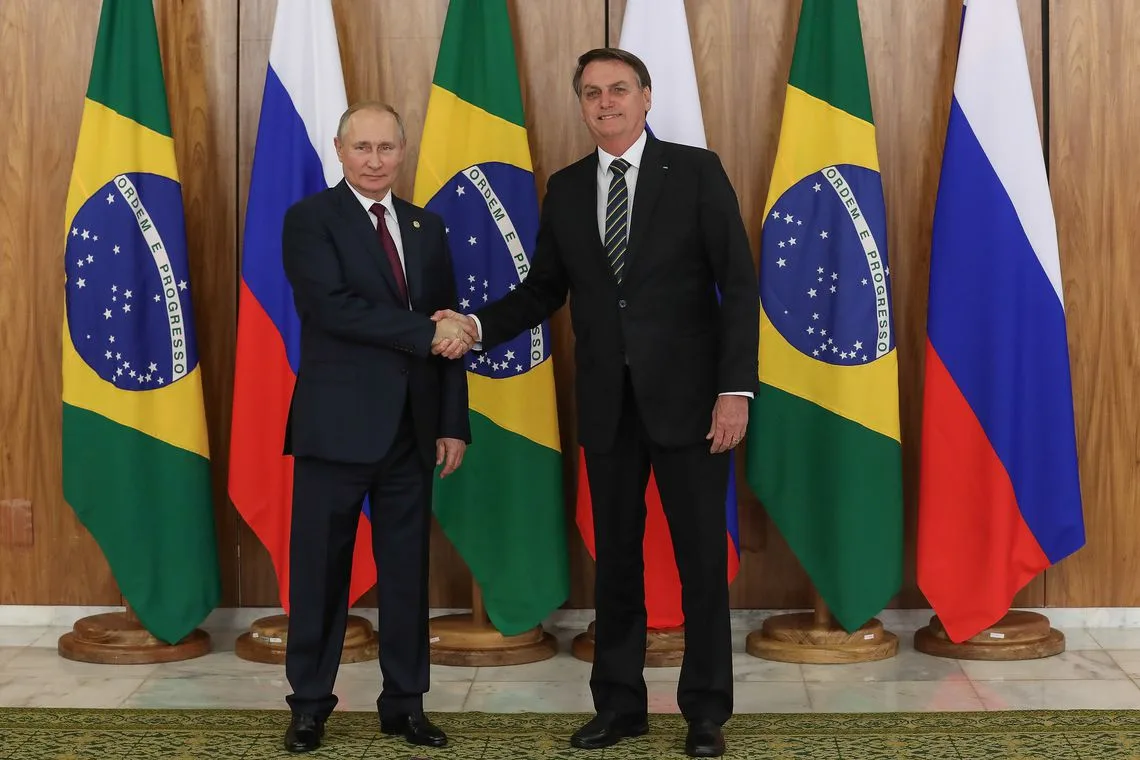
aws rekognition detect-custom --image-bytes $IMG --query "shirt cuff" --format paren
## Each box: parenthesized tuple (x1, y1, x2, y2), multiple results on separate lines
(719, 391, 754, 399)
(468, 314, 484, 350)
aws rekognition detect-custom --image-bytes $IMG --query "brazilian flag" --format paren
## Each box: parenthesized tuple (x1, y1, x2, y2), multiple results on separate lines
(745, 0, 903, 631)
(413, 0, 568, 636)
(62, 0, 220, 643)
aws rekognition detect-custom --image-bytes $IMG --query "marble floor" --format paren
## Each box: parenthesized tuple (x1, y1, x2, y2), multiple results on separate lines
(2, 623, 1140, 714)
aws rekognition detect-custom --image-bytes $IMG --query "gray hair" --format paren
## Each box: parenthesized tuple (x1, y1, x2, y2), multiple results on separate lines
(336, 101, 406, 143)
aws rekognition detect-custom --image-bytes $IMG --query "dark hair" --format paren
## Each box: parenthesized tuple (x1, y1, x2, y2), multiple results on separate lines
(572, 48, 652, 97)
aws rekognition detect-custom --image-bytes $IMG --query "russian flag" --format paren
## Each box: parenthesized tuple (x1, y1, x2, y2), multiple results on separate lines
(228, 0, 376, 609)
(575, 0, 740, 630)
(917, 0, 1085, 643)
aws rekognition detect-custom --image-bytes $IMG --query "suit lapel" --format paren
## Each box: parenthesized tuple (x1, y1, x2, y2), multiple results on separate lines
(334, 181, 409, 303)
(393, 197, 424, 309)
(624, 135, 666, 280)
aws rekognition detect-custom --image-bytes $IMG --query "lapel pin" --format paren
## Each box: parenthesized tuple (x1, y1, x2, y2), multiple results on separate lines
(412, 220, 421, 229)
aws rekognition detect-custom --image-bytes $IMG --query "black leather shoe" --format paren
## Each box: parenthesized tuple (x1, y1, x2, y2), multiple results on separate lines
(685, 718, 725, 758)
(569, 712, 649, 749)
(380, 713, 448, 748)
(283, 713, 325, 753)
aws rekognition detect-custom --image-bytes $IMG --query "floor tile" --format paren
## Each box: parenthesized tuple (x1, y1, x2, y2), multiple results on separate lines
(1107, 649, 1140, 678)
(0, 627, 48, 647)
(332, 678, 471, 713)
(734, 681, 813, 712)
(973, 678, 1140, 710)
(474, 653, 592, 683)
(958, 649, 1127, 681)
(1, 646, 160, 678)
(1091, 627, 1140, 650)
(806, 680, 984, 712)
(0, 674, 144, 708)
(1056, 627, 1101, 650)
(29, 627, 74, 648)
(150, 651, 285, 679)
(124, 674, 290, 709)
(464, 681, 594, 713)
(731, 653, 803, 682)
(0, 648, 23, 669)
(800, 648, 968, 683)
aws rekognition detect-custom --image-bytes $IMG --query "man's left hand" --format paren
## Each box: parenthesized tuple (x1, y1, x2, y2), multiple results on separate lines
(436, 437, 467, 477)
(706, 395, 749, 454)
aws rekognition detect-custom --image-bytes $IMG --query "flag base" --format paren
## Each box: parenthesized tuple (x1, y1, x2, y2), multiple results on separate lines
(57, 612, 210, 664)
(428, 613, 558, 666)
(914, 611, 1065, 660)
(234, 614, 379, 664)
(571, 621, 686, 667)
(745, 612, 898, 664)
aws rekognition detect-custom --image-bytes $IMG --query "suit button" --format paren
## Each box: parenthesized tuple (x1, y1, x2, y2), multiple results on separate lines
(618, 299, 627, 309)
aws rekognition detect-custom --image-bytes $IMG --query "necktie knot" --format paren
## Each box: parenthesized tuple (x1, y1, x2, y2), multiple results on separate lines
(610, 158, 630, 178)
(370, 202, 386, 219)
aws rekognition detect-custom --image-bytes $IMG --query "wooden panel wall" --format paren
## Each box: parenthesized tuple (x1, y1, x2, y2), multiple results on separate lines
(0, 0, 117, 604)
(1, 0, 1137, 614)
(1046, 0, 1140, 607)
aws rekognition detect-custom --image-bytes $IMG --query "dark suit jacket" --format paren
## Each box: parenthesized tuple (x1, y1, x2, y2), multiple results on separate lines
(281, 180, 470, 466)
(476, 134, 758, 451)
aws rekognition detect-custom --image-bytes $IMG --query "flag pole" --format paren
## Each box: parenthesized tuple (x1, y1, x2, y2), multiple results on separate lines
(59, 599, 210, 664)
(745, 583, 898, 664)
(471, 580, 487, 625)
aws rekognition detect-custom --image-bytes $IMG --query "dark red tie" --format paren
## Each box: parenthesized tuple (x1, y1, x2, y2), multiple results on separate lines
(370, 202, 408, 306)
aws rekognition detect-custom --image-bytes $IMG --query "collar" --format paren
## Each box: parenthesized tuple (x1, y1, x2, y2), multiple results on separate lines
(597, 128, 648, 175)
(346, 181, 395, 218)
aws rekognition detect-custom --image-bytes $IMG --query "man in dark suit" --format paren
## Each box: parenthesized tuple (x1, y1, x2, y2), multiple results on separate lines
(279, 101, 475, 754)
(433, 49, 758, 758)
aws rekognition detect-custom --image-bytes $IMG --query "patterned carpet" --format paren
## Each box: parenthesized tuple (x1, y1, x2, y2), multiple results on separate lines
(2, 708, 1140, 759)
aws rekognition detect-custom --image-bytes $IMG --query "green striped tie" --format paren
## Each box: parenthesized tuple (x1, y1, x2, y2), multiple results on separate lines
(604, 158, 630, 284)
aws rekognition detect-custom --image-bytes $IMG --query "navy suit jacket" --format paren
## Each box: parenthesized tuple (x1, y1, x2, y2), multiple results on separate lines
(282, 180, 470, 465)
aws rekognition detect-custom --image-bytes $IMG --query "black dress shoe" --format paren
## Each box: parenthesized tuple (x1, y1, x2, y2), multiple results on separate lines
(284, 713, 325, 753)
(569, 711, 650, 749)
(380, 713, 448, 747)
(685, 718, 725, 758)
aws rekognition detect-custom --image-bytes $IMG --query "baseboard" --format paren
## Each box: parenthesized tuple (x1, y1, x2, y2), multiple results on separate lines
(2, 605, 1140, 630)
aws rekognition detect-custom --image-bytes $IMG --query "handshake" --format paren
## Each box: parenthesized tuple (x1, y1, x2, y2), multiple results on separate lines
(431, 310, 479, 360)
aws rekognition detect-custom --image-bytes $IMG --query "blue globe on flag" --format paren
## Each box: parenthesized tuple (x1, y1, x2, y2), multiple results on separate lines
(425, 161, 550, 377)
(760, 164, 894, 366)
(64, 172, 200, 390)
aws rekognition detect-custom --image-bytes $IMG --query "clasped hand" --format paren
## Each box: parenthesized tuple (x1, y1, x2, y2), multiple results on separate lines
(430, 310, 479, 359)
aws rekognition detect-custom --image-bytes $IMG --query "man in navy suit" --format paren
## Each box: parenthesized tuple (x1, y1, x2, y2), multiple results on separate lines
(279, 102, 476, 753)
(435, 50, 758, 758)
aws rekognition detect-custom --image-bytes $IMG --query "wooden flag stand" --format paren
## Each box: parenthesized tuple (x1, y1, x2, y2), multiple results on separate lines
(58, 603, 211, 664)
(235, 613, 379, 665)
(914, 610, 1065, 660)
(572, 621, 686, 667)
(428, 580, 558, 666)
(746, 592, 898, 664)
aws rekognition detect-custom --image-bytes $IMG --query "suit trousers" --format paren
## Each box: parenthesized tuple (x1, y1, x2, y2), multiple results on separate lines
(583, 370, 734, 724)
(285, 403, 433, 721)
